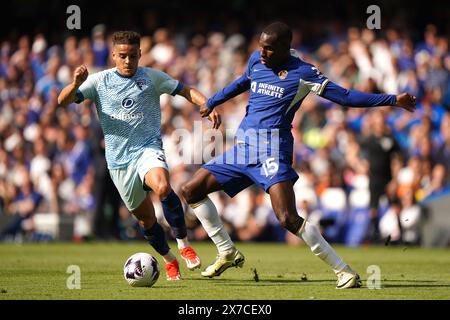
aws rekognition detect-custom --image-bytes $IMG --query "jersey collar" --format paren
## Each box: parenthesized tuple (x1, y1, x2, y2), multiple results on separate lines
(114, 67, 139, 78)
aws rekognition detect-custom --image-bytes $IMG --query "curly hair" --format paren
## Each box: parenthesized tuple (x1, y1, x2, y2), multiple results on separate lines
(112, 31, 140, 45)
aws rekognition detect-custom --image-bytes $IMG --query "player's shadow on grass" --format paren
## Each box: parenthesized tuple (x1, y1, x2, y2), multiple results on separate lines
(382, 280, 450, 288)
(195, 278, 333, 286)
(154, 285, 189, 289)
(194, 278, 450, 289)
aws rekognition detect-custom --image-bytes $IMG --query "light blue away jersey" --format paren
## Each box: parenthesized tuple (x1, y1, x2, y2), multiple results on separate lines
(76, 67, 182, 169)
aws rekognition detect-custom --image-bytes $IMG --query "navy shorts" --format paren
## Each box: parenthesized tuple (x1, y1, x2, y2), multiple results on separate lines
(203, 144, 299, 197)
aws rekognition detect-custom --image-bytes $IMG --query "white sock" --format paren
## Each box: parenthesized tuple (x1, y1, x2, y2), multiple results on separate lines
(190, 197, 234, 254)
(176, 237, 190, 249)
(297, 221, 347, 274)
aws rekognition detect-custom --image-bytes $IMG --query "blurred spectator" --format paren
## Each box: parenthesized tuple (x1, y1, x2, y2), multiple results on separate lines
(91, 24, 109, 68)
(379, 190, 422, 245)
(232, 188, 282, 242)
(422, 164, 450, 202)
(35, 55, 64, 102)
(70, 124, 93, 184)
(360, 111, 402, 243)
(435, 113, 450, 173)
(92, 135, 122, 240)
(150, 28, 176, 68)
(0, 169, 42, 241)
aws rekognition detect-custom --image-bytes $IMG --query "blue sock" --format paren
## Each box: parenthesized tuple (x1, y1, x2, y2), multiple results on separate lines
(143, 223, 170, 256)
(161, 190, 187, 239)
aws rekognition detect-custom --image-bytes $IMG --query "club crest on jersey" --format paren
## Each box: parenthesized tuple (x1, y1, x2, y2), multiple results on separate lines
(278, 70, 288, 80)
(135, 79, 147, 90)
(121, 97, 135, 109)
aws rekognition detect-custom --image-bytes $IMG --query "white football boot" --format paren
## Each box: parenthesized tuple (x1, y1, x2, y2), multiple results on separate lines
(336, 267, 362, 289)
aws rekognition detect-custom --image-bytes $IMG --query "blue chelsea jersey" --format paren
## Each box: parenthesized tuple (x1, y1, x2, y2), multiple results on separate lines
(207, 50, 329, 154)
(207, 50, 396, 155)
(242, 50, 328, 133)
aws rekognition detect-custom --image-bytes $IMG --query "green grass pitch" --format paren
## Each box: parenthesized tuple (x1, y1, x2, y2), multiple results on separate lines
(0, 242, 449, 300)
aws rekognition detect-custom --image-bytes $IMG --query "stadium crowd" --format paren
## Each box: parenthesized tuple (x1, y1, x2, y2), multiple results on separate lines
(1, 20, 449, 246)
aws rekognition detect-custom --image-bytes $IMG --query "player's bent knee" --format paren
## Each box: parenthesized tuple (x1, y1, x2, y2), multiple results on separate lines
(181, 183, 201, 204)
(155, 183, 171, 199)
(180, 183, 193, 203)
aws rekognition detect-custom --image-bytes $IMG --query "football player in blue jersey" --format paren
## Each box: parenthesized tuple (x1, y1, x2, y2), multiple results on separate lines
(181, 22, 416, 288)
(58, 31, 221, 281)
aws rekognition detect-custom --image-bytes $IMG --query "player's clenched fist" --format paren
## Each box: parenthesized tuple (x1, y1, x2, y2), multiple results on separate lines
(73, 65, 88, 86)
(396, 93, 417, 113)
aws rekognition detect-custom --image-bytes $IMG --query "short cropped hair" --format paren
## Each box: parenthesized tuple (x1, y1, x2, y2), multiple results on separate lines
(112, 31, 141, 45)
(262, 22, 292, 47)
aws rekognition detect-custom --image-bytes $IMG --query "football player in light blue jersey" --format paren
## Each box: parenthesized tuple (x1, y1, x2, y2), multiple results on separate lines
(182, 22, 416, 288)
(58, 31, 221, 281)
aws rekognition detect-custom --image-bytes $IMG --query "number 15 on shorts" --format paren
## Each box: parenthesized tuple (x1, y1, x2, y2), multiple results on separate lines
(261, 157, 279, 177)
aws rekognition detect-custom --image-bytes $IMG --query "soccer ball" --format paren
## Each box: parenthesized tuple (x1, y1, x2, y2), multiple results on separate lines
(123, 252, 160, 287)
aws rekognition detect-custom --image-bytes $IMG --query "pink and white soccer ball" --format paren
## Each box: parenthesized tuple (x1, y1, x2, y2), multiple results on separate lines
(123, 252, 160, 287)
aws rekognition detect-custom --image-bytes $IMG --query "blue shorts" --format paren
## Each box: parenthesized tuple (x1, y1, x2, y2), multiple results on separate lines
(203, 144, 298, 197)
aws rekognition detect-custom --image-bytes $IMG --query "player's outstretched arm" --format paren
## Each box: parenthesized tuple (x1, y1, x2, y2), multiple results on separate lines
(321, 81, 416, 113)
(57, 65, 88, 107)
(202, 74, 251, 115)
(178, 86, 221, 129)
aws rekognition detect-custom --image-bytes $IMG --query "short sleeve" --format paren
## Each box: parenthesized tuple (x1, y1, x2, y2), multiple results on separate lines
(299, 64, 330, 96)
(146, 68, 182, 96)
(76, 73, 100, 102)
